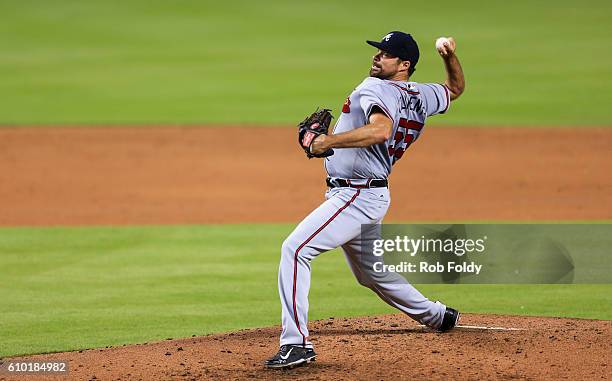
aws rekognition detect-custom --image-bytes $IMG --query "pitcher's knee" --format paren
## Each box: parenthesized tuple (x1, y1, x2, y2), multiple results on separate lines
(281, 232, 317, 263)
(280, 234, 303, 264)
(281, 235, 297, 255)
(355, 276, 375, 288)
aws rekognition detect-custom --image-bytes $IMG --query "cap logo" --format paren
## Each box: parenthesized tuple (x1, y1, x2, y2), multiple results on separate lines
(383, 33, 393, 41)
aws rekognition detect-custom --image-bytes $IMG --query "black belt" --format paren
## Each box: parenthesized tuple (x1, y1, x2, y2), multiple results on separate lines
(326, 178, 388, 189)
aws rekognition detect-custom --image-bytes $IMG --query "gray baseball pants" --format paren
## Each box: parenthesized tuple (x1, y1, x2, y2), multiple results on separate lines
(277, 186, 446, 347)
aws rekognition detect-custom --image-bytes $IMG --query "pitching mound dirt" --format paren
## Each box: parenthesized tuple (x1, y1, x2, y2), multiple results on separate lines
(1, 314, 609, 380)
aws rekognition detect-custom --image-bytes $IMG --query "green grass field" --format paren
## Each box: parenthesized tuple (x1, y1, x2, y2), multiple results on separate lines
(1, 225, 610, 357)
(0, 0, 611, 126)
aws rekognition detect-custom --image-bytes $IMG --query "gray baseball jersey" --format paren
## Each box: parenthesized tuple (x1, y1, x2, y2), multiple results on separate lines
(325, 77, 450, 179)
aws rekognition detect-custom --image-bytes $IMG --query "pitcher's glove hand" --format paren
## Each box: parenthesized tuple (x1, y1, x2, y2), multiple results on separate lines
(297, 108, 334, 159)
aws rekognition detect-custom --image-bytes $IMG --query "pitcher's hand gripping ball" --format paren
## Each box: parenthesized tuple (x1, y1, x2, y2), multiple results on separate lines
(298, 108, 335, 159)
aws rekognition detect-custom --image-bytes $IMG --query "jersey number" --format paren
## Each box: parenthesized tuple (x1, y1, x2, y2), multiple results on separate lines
(388, 118, 423, 164)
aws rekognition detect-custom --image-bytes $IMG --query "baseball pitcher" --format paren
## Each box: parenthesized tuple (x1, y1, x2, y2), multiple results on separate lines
(266, 31, 465, 369)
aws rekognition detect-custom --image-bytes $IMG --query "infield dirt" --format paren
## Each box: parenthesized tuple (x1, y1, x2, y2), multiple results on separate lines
(0, 126, 610, 225)
(1, 126, 610, 380)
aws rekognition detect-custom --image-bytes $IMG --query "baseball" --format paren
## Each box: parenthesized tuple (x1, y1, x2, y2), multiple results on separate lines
(435, 37, 450, 52)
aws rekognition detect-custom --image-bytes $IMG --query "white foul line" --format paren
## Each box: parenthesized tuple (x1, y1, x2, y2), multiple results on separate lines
(455, 324, 525, 331)
(418, 324, 525, 331)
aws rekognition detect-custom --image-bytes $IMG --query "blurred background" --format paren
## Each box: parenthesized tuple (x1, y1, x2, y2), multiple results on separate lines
(1, 0, 610, 126)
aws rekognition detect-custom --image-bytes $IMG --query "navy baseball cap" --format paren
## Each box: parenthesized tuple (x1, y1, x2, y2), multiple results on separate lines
(366, 31, 420, 66)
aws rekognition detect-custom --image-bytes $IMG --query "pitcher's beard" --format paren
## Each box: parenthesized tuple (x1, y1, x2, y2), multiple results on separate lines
(370, 66, 382, 78)
(369, 69, 391, 79)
